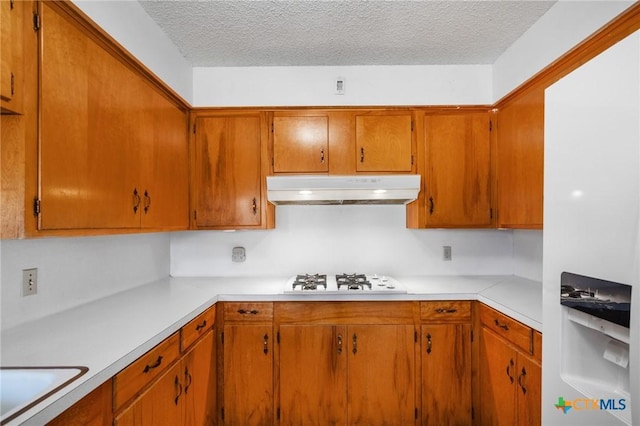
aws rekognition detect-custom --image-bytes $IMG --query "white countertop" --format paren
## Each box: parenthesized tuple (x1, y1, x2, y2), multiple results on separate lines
(0, 274, 541, 425)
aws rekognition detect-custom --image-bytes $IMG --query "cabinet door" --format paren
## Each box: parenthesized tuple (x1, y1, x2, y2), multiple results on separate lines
(347, 324, 415, 425)
(183, 331, 216, 426)
(421, 324, 471, 425)
(194, 115, 263, 228)
(223, 324, 273, 425)
(40, 3, 139, 229)
(496, 88, 544, 228)
(0, 0, 20, 110)
(479, 327, 517, 426)
(279, 325, 347, 425)
(424, 112, 492, 227)
(138, 87, 189, 229)
(355, 114, 413, 172)
(516, 354, 541, 426)
(115, 362, 184, 426)
(273, 115, 329, 173)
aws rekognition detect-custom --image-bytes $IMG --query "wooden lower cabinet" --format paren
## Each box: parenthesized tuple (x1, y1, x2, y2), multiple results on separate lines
(46, 380, 112, 426)
(275, 302, 417, 426)
(115, 331, 216, 426)
(478, 325, 541, 426)
(222, 323, 274, 425)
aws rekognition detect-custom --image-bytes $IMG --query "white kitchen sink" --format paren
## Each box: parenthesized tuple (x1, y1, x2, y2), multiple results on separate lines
(0, 366, 87, 424)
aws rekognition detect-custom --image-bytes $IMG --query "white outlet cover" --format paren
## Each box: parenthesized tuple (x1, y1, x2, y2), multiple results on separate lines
(232, 247, 246, 262)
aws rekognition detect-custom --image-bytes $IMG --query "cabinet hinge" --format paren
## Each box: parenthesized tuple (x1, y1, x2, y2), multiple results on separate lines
(33, 11, 40, 31)
(277, 407, 280, 420)
(411, 154, 414, 166)
(9, 0, 14, 10)
(489, 120, 493, 132)
(10, 73, 14, 96)
(277, 331, 280, 344)
(471, 330, 474, 343)
(411, 121, 414, 132)
(414, 331, 418, 343)
(221, 408, 224, 420)
(221, 331, 224, 344)
(415, 408, 418, 420)
(33, 198, 41, 217)
(193, 210, 197, 221)
(271, 122, 274, 132)
(490, 208, 493, 220)
(193, 123, 196, 133)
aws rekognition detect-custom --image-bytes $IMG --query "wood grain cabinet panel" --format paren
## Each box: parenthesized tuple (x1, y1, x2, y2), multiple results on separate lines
(424, 112, 492, 227)
(273, 115, 329, 173)
(193, 113, 267, 229)
(355, 113, 413, 172)
(38, 2, 188, 232)
(1, 0, 24, 114)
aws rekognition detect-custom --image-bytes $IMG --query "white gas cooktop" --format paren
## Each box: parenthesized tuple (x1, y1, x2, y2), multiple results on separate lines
(284, 273, 407, 294)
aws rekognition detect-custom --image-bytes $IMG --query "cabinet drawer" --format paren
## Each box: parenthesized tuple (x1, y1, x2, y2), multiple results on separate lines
(181, 305, 216, 351)
(479, 304, 532, 353)
(223, 302, 273, 322)
(113, 332, 180, 411)
(420, 301, 471, 322)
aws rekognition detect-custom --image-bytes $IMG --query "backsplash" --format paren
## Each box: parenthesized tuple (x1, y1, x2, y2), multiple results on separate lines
(171, 205, 516, 277)
(0, 233, 171, 331)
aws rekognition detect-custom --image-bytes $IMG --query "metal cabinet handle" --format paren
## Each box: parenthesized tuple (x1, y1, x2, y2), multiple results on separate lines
(174, 375, 183, 405)
(352, 333, 358, 355)
(252, 197, 258, 215)
(426, 333, 432, 354)
(195, 320, 207, 331)
(506, 358, 515, 384)
(132, 188, 141, 213)
(143, 190, 151, 214)
(263, 334, 269, 355)
(435, 308, 457, 314)
(237, 309, 259, 315)
(143, 355, 163, 373)
(320, 148, 325, 163)
(518, 367, 527, 394)
(184, 366, 193, 394)
(360, 147, 365, 163)
(494, 318, 509, 330)
(429, 197, 434, 215)
(337, 333, 343, 354)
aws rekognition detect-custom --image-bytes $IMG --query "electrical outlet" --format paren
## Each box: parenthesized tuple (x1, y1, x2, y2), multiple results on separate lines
(22, 268, 38, 296)
(443, 246, 452, 261)
(232, 247, 246, 262)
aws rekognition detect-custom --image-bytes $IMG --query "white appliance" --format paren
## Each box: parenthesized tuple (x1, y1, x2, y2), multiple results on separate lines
(266, 175, 420, 205)
(284, 273, 407, 294)
(543, 30, 639, 425)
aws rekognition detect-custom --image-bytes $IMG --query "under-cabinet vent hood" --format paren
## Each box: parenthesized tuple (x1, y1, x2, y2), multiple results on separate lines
(266, 175, 421, 205)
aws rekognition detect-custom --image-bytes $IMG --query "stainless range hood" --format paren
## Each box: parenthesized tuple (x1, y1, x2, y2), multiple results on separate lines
(266, 175, 421, 205)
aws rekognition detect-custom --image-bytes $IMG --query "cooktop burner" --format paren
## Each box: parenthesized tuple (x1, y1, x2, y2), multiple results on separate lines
(286, 273, 406, 294)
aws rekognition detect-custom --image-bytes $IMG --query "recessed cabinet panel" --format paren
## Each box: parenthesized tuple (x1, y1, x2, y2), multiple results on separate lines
(194, 115, 262, 228)
(355, 114, 413, 172)
(273, 115, 329, 173)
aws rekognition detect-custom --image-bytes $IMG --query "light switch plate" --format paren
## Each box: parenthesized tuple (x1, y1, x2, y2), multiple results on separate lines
(22, 268, 38, 296)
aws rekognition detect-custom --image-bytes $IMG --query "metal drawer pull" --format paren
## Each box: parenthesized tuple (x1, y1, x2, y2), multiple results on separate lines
(263, 334, 269, 355)
(337, 333, 343, 354)
(143, 190, 151, 214)
(320, 148, 325, 163)
(429, 197, 434, 215)
(435, 308, 457, 314)
(426, 333, 432, 354)
(360, 147, 365, 163)
(143, 355, 163, 373)
(195, 320, 207, 331)
(252, 197, 258, 215)
(237, 308, 259, 315)
(506, 358, 514, 384)
(494, 318, 509, 330)
(352, 334, 358, 355)
(184, 366, 193, 394)
(518, 367, 527, 394)
(132, 188, 141, 213)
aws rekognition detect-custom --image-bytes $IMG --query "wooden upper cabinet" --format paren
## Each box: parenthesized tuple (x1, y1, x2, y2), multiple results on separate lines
(273, 114, 329, 173)
(496, 87, 544, 229)
(193, 113, 266, 229)
(1, 0, 24, 114)
(424, 111, 492, 227)
(355, 113, 413, 172)
(38, 2, 189, 232)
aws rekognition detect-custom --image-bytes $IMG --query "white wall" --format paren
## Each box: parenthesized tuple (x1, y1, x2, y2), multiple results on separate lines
(171, 205, 513, 277)
(0, 233, 171, 331)
(493, 0, 634, 102)
(193, 65, 492, 107)
(512, 230, 543, 282)
(72, 0, 193, 103)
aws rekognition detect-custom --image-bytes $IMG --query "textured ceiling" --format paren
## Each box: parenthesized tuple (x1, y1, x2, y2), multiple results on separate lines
(138, 0, 557, 67)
